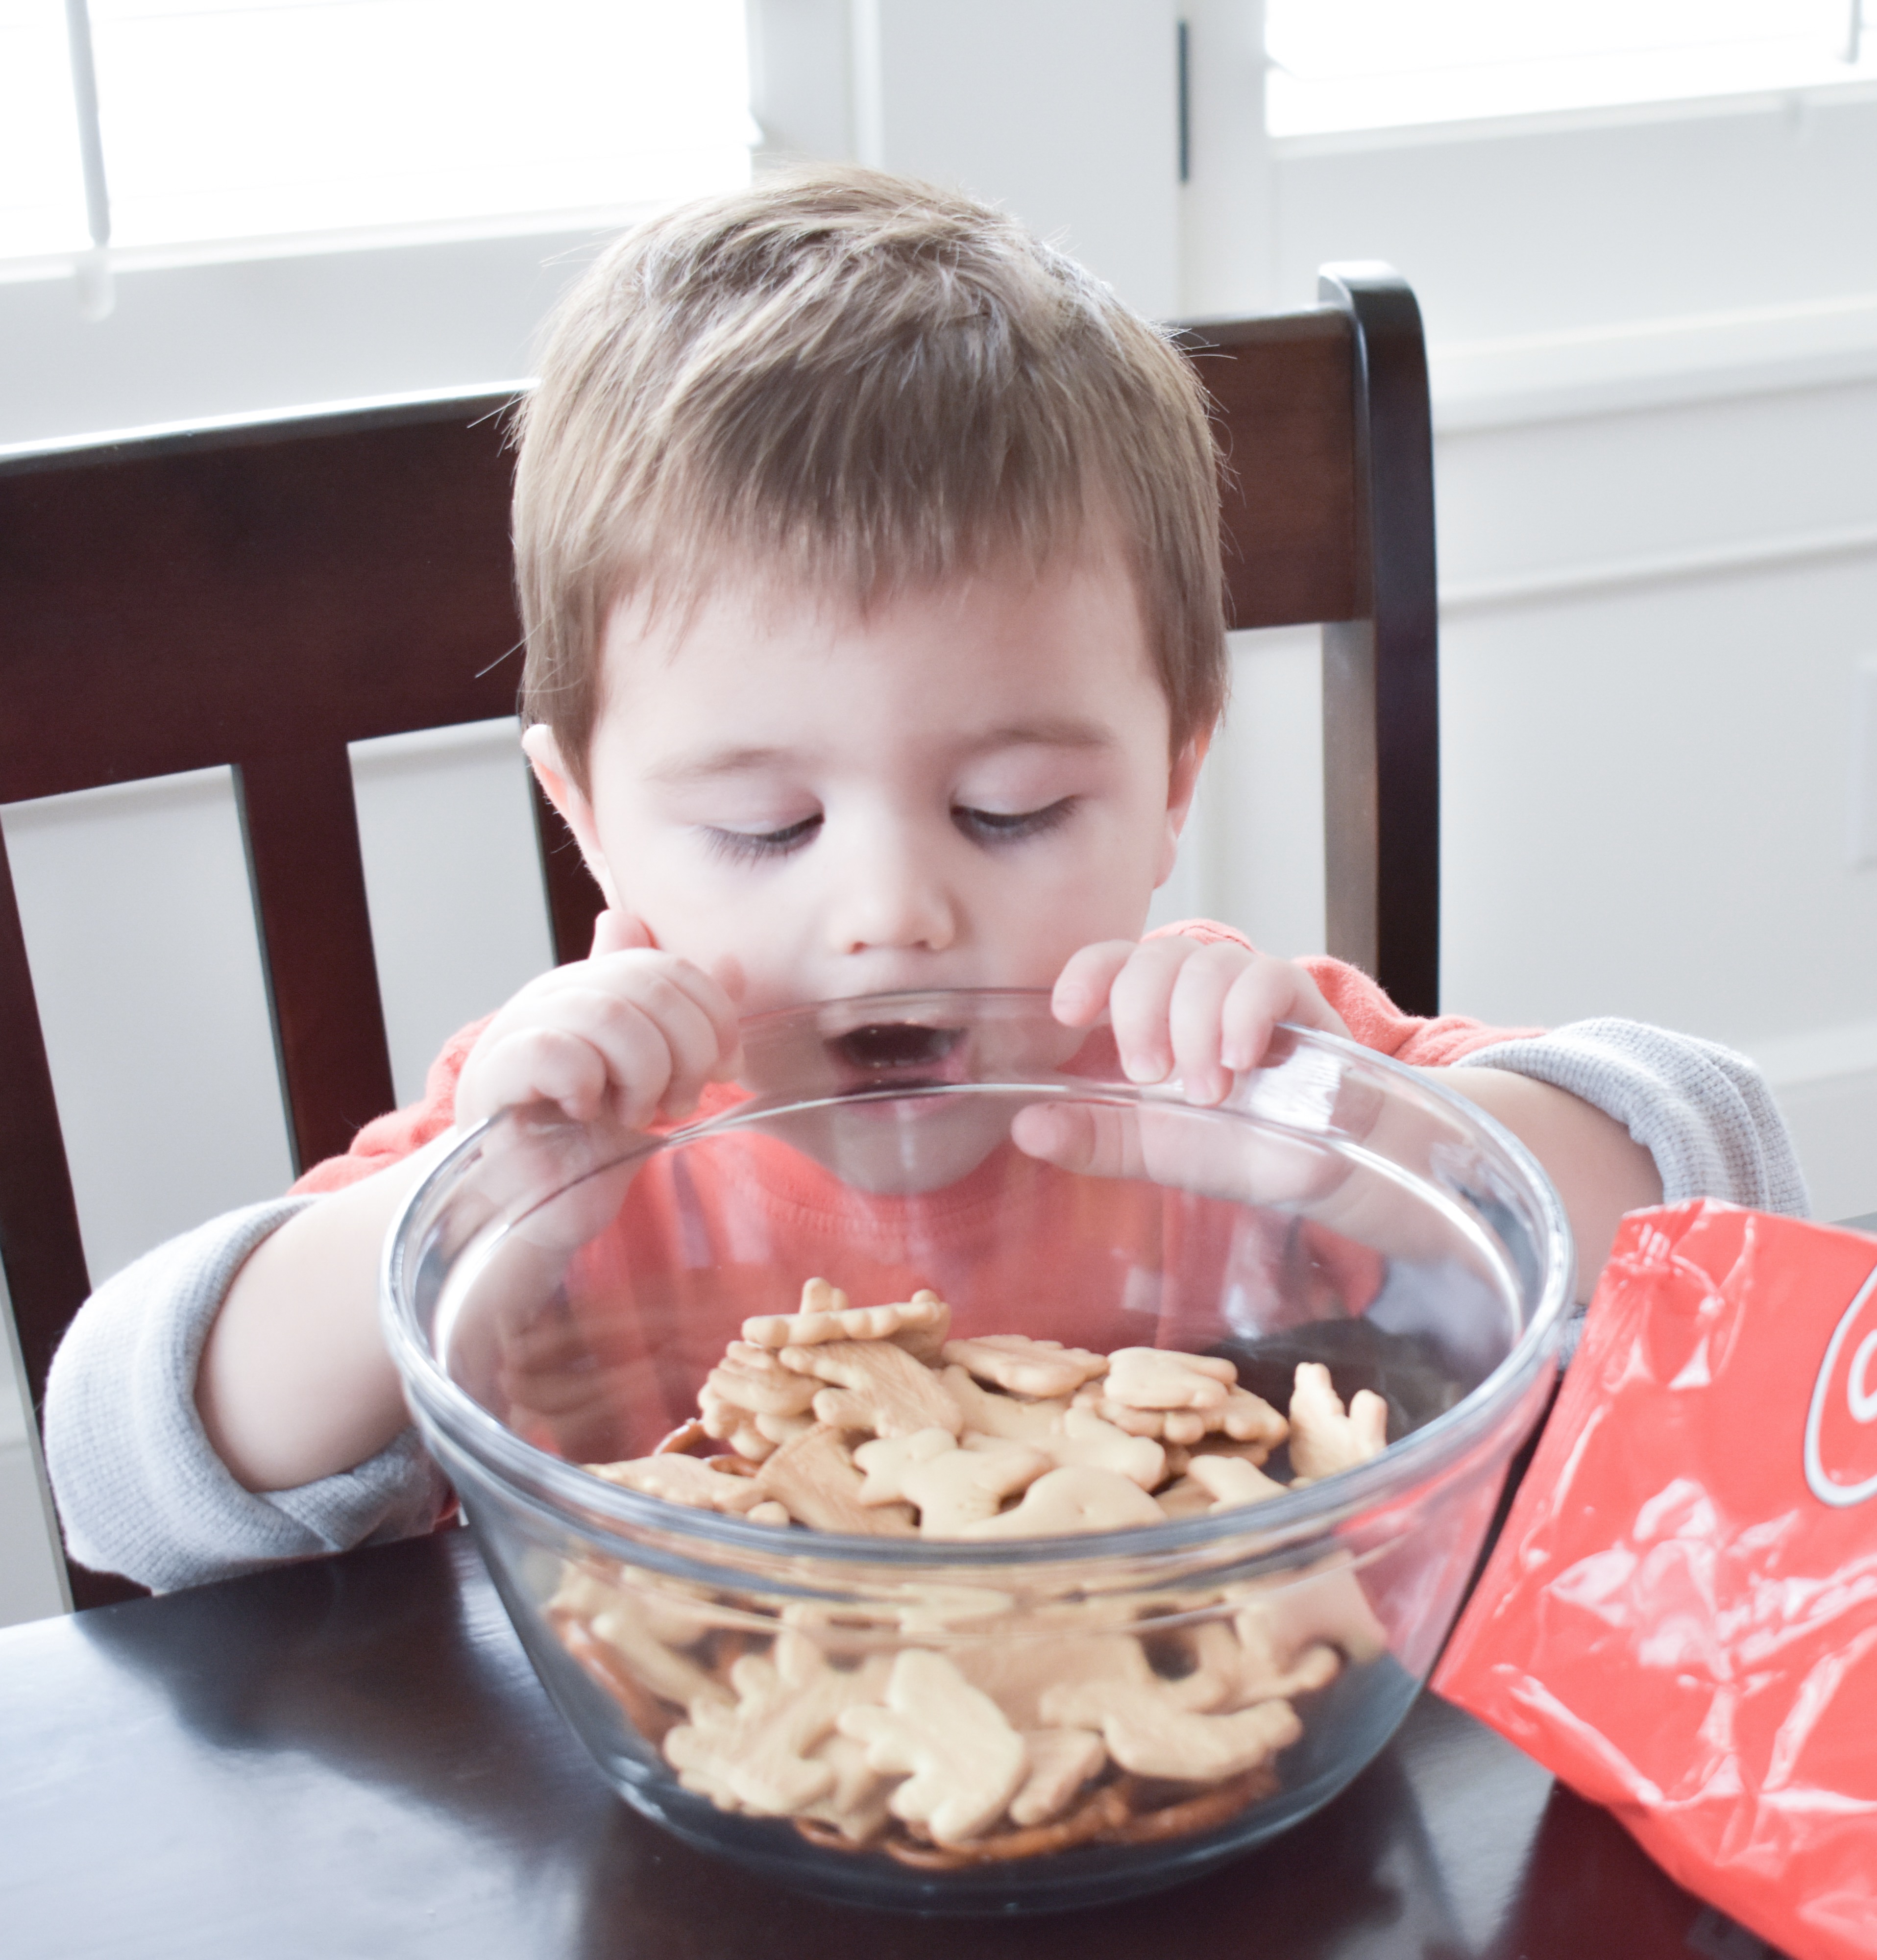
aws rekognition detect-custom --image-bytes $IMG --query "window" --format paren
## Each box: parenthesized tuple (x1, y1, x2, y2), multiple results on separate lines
(1266, 0, 1874, 140)
(2, 0, 752, 265)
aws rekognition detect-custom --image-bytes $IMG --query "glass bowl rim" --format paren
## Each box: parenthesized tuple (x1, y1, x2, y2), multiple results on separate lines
(382, 999, 1575, 1571)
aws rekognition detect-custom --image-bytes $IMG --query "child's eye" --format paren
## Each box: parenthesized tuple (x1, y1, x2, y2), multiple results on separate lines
(953, 798, 1076, 844)
(703, 815, 822, 863)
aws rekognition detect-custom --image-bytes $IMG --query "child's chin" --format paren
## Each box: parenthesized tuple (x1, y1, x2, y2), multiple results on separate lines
(761, 1094, 1014, 1197)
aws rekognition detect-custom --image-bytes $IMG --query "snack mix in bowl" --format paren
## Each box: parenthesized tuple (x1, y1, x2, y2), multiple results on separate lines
(383, 991, 1572, 1912)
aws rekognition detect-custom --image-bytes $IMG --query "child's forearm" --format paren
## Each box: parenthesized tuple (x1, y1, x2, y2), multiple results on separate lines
(195, 1152, 438, 1492)
(1433, 1067, 1662, 1303)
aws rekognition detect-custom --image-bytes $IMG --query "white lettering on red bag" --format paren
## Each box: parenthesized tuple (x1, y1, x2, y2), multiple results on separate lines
(1803, 1263, 1877, 1507)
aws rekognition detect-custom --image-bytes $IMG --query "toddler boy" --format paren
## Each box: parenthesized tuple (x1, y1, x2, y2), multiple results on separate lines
(46, 169, 1805, 1590)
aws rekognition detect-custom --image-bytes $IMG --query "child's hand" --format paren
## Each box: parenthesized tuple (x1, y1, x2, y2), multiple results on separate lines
(456, 910, 744, 1130)
(1051, 935, 1350, 1105)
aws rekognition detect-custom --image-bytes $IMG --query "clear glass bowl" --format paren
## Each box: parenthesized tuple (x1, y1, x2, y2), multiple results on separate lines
(382, 991, 1572, 1914)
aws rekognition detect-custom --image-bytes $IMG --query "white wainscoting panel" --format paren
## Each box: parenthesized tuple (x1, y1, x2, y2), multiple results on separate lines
(0, 728, 561, 1618)
(349, 718, 557, 1109)
(1435, 389, 1877, 1218)
(1144, 624, 1326, 958)
(0, 1261, 67, 1628)
(2, 768, 296, 1288)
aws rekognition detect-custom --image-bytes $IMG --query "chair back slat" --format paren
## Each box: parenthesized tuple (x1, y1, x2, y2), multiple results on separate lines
(235, 748, 395, 1173)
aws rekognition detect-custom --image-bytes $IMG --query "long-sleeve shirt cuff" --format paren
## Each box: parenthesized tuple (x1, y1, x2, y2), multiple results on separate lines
(43, 1198, 451, 1593)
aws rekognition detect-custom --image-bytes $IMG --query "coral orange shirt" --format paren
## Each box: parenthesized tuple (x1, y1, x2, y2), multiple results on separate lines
(293, 931, 1538, 1465)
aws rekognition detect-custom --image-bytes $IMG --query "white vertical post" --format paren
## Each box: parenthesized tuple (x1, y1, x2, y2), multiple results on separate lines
(745, 0, 860, 164)
(746, 1, 1185, 318)
(849, 0, 884, 168)
(869, 0, 1181, 318)
(63, 0, 114, 321)
(1177, 0, 1278, 318)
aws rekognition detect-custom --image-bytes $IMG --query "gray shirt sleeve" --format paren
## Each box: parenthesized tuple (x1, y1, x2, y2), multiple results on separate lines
(1453, 1018, 1809, 1217)
(1451, 1019, 1807, 1365)
(43, 1197, 451, 1594)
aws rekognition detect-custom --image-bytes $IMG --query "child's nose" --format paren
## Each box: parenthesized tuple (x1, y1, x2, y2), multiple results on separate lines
(828, 828, 956, 955)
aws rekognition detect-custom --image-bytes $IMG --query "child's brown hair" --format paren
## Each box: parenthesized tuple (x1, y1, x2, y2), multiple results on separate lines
(513, 166, 1225, 791)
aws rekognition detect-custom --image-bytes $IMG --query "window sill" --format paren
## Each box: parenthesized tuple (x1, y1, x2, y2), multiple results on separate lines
(1431, 291, 1877, 434)
(1269, 74, 1877, 159)
(0, 197, 683, 291)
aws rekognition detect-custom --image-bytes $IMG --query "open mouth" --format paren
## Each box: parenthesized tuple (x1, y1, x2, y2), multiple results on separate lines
(827, 1021, 967, 1088)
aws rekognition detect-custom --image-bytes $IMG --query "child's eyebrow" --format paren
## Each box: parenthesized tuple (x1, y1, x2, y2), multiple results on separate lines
(648, 721, 1117, 787)
(963, 719, 1118, 757)
(646, 745, 790, 787)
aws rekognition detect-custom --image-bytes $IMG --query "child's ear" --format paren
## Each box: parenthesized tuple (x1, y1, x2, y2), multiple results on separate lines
(521, 723, 622, 912)
(1155, 733, 1211, 887)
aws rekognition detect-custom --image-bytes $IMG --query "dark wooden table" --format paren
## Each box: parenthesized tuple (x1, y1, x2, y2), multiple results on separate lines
(0, 1527, 1779, 1960)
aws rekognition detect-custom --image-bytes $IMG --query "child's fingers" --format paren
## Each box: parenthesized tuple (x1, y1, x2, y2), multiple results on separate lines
(459, 949, 742, 1131)
(1104, 937, 1199, 1083)
(1219, 959, 1348, 1073)
(688, 962, 747, 1081)
(1009, 1101, 1146, 1180)
(1218, 962, 1291, 1075)
(608, 955, 745, 1094)
(1050, 940, 1140, 1027)
(461, 1025, 613, 1126)
(573, 970, 728, 1121)
(589, 908, 653, 957)
(710, 953, 747, 1006)
(567, 952, 743, 1101)
(1165, 944, 1249, 1104)
(462, 966, 715, 1127)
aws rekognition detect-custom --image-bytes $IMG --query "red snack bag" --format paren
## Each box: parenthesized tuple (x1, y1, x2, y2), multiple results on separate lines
(1435, 1200, 1877, 1960)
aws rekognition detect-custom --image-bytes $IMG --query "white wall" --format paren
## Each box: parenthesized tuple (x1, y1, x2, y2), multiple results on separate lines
(1252, 77, 1877, 1222)
(0, 1270, 67, 1626)
(6, 0, 1875, 1620)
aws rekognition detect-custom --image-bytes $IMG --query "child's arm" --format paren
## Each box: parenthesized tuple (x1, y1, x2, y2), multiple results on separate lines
(1053, 934, 1665, 1304)
(196, 926, 740, 1493)
(1428, 1066, 1660, 1300)
(194, 1150, 449, 1492)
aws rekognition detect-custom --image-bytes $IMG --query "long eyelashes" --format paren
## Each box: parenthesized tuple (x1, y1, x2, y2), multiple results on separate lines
(952, 797, 1077, 843)
(701, 798, 1077, 865)
(702, 815, 823, 864)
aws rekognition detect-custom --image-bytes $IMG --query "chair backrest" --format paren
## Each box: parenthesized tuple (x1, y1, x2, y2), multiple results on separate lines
(0, 265, 1435, 1606)
(1183, 267, 1438, 1009)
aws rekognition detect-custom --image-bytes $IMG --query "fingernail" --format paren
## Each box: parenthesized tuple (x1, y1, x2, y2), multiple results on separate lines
(1122, 1052, 1165, 1083)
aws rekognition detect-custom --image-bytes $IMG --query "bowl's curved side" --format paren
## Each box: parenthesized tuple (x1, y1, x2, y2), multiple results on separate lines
(377, 1006, 1575, 1910)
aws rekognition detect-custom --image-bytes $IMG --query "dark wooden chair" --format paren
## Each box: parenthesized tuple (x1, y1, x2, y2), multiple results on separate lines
(0, 264, 1435, 1609)
(1180, 267, 1438, 1008)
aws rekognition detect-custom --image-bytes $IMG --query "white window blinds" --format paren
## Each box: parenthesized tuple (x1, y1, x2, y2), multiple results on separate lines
(1267, 0, 1874, 139)
(5, 0, 752, 263)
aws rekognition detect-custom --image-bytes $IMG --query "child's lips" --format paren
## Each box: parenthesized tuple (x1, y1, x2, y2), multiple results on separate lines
(826, 1020, 968, 1092)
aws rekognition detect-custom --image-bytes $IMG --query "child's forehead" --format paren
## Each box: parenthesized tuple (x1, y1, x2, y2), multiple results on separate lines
(603, 526, 1138, 659)
(586, 545, 1163, 768)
